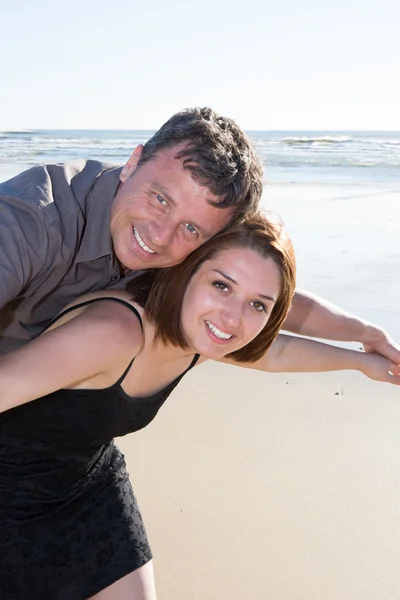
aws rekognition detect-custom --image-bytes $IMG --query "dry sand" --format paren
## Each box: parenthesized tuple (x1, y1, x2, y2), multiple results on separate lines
(120, 181, 400, 600)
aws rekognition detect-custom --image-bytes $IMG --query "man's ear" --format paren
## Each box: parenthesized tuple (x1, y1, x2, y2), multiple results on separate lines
(119, 144, 144, 183)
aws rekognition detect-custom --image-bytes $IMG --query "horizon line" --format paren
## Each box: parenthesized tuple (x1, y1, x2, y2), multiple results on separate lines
(1, 127, 400, 133)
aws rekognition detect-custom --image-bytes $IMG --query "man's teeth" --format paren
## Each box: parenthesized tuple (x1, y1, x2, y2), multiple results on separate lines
(206, 320, 232, 340)
(133, 228, 156, 254)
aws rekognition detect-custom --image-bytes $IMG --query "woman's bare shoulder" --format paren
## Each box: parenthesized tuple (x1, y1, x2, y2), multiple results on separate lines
(60, 289, 142, 313)
(50, 290, 143, 330)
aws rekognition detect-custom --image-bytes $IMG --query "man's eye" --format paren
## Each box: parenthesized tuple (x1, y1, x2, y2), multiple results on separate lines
(184, 223, 198, 236)
(213, 280, 229, 292)
(156, 194, 167, 207)
(251, 301, 267, 313)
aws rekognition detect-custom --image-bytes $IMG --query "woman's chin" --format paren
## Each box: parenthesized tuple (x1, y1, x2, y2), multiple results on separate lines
(191, 341, 238, 361)
(185, 328, 242, 359)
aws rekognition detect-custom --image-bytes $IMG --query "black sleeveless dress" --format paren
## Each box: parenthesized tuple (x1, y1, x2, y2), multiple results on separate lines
(0, 298, 199, 600)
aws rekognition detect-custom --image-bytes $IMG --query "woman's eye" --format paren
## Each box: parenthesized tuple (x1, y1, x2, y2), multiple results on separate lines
(251, 301, 267, 313)
(213, 280, 229, 292)
(156, 194, 168, 207)
(184, 223, 198, 236)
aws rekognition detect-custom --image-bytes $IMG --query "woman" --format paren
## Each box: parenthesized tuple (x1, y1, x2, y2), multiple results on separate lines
(0, 213, 398, 600)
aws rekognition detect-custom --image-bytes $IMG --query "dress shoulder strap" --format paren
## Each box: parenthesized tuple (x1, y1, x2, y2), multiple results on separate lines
(188, 353, 201, 370)
(41, 296, 144, 388)
(117, 352, 201, 391)
(41, 297, 143, 334)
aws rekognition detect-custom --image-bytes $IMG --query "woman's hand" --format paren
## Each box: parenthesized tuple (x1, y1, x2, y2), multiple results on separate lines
(358, 352, 400, 385)
(362, 326, 400, 365)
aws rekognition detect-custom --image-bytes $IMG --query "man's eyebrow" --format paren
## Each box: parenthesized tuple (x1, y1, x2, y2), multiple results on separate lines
(153, 181, 211, 239)
(212, 269, 277, 302)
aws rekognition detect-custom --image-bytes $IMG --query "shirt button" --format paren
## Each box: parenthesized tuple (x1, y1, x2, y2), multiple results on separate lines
(111, 276, 118, 282)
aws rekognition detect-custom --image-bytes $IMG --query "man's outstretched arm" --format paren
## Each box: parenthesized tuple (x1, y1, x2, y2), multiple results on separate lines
(283, 288, 400, 364)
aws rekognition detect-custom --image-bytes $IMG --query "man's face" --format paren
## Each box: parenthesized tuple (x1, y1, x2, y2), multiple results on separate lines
(110, 145, 234, 271)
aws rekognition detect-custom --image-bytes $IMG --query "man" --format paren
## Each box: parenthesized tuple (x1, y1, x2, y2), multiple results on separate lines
(0, 107, 399, 363)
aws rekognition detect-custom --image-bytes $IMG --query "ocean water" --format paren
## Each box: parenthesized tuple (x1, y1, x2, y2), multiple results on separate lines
(0, 129, 399, 184)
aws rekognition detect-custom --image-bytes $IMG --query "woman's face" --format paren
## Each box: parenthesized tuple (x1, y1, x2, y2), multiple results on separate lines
(181, 246, 282, 360)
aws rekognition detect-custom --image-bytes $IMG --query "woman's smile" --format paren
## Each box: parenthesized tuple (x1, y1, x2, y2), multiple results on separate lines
(204, 319, 234, 343)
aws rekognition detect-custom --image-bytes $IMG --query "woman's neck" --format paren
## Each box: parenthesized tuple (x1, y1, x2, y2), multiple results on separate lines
(141, 317, 196, 366)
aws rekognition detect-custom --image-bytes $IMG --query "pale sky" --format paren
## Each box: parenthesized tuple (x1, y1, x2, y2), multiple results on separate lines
(1, 0, 399, 130)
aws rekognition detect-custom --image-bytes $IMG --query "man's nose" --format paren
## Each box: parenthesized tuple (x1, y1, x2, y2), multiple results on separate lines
(147, 215, 176, 247)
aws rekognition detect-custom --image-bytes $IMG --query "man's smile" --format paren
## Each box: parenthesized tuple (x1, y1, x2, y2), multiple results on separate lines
(133, 227, 156, 255)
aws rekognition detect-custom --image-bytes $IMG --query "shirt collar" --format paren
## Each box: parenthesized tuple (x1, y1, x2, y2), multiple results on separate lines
(76, 166, 122, 263)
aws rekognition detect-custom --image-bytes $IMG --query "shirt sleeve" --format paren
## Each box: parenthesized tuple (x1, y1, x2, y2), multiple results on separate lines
(0, 191, 49, 310)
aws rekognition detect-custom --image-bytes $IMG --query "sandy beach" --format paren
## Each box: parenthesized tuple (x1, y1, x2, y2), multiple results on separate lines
(117, 182, 400, 599)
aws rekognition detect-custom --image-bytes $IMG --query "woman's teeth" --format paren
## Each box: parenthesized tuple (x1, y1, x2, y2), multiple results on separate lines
(206, 320, 232, 340)
(133, 228, 156, 254)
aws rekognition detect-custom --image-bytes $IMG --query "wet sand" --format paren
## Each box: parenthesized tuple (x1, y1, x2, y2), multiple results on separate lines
(118, 182, 400, 599)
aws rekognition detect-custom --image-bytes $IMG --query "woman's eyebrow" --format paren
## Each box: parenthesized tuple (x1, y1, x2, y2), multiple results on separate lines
(212, 269, 237, 284)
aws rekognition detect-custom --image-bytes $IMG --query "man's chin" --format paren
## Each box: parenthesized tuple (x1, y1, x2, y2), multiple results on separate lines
(117, 254, 170, 272)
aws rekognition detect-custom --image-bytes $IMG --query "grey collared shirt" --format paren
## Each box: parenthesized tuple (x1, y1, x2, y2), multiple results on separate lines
(0, 160, 139, 355)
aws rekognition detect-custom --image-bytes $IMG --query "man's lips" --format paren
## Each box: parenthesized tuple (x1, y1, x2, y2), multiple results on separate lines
(132, 227, 157, 255)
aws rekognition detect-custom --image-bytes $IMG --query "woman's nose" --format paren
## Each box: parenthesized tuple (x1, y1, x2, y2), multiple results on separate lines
(221, 301, 242, 329)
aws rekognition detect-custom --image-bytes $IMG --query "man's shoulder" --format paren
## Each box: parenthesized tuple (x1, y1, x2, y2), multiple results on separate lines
(53, 160, 119, 209)
(0, 159, 123, 265)
(0, 160, 120, 234)
(0, 160, 114, 211)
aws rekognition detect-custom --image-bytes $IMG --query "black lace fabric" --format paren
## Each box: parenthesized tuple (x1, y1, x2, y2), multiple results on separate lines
(0, 370, 196, 599)
(0, 297, 199, 599)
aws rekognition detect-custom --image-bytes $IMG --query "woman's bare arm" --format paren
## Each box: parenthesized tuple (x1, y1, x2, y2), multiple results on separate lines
(285, 289, 400, 365)
(0, 300, 142, 414)
(220, 334, 400, 385)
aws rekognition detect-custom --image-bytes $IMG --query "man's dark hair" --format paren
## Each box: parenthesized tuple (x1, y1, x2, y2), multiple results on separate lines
(138, 107, 264, 224)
